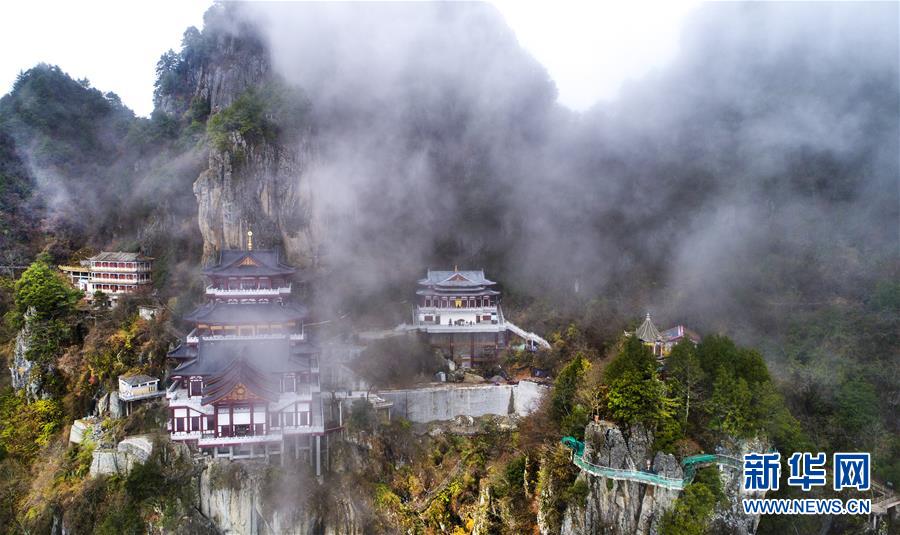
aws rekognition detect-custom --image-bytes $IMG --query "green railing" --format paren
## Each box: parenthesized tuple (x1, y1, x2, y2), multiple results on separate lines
(561, 437, 742, 490)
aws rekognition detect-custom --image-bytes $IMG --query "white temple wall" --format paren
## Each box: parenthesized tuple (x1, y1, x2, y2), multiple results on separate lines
(379, 381, 548, 423)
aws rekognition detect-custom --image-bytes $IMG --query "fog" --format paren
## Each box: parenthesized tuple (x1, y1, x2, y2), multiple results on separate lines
(218, 2, 898, 339)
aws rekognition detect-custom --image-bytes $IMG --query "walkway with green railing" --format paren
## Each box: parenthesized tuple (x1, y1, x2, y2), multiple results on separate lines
(561, 437, 742, 491)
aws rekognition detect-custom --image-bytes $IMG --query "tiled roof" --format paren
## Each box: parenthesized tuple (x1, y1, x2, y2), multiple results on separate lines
(203, 249, 295, 277)
(635, 313, 661, 342)
(183, 301, 308, 324)
(419, 269, 496, 287)
(173, 338, 316, 375)
(201, 358, 281, 404)
(89, 251, 153, 262)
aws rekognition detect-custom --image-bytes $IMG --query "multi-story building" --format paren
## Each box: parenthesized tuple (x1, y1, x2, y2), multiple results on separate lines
(59, 251, 153, 302)
(166, 243, 339, 473)
(412, 268, 549, 368)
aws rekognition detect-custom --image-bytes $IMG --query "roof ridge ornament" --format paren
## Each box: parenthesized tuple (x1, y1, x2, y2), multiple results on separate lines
(247, 230, 253, 251)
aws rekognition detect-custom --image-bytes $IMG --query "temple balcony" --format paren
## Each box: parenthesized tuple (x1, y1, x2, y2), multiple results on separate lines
(418, 323, 506, 333)
(205, 285, 292, 297)
(90, 265, 152, 273)
(416, 306, 499, 316)
(185, 329, 305, 344)
(90, 276, 151, 284)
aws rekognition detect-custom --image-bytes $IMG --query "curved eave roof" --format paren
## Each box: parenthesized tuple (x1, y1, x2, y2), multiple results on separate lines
(201, 358, 280, 404)
(202, 250, 296, 277)
(183, 302, 308, 324)
(418, 269, 496, 287)
(167, 343, 198, 359)
(172, 338, 318, 375)
(635, 314, 662, 342)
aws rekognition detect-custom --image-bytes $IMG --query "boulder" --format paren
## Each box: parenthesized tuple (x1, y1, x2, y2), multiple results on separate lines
(117, 435, 154, 463)
(109, 391, 122, 419)
(96, 392, 110, 417)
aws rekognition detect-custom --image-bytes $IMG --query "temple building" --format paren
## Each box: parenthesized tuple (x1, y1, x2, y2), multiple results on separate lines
(59, 251, 153, 303)
(166, 237, 339, 472)
(632, 313, 701, 358)
(412, 268, 549, 368)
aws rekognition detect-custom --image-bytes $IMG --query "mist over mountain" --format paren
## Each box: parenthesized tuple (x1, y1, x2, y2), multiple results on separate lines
(0, 3, 897, 531)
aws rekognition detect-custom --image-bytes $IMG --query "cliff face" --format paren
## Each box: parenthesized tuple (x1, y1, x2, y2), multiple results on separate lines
(554, 421, 766, 535)
(156, 6, 319, 267)
(198, 459, 362, 535)
(194, 130, 316, 267)
(557, 422, 681, 535)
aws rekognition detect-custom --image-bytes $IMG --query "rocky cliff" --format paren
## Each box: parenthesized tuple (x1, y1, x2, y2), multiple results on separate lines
(553, 421, 767, 535)
(198, 458, 363, 535)
(156, 4, 318, 267)
(194, 127, 316, 267)
(555, 422, 681, 535)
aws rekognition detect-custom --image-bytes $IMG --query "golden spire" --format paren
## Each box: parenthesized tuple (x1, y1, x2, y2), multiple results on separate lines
(247, 230, 253, 251)
(454, 264, 458, 272)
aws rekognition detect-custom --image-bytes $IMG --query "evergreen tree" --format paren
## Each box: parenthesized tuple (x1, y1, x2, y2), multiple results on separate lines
(666, 339, 704, 425)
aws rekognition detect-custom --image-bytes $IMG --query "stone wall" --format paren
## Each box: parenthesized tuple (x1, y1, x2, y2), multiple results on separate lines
(379, 381, 547, 423)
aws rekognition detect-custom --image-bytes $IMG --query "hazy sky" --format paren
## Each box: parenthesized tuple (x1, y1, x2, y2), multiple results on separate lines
(0, 0, 700, 116)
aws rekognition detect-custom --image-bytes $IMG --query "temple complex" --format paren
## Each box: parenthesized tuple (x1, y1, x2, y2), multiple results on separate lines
(59, 251, 153, 303)
(633, 313, 701, 358)
(166, 235, 338, 472)
(412, 268, 549, 368)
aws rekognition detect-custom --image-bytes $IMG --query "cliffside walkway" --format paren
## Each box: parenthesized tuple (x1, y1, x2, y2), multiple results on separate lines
(561, 437, 741, 491)
(499, 305, 550, 350)
(505, 320, 551, 350)
(871, 482, 899, 514)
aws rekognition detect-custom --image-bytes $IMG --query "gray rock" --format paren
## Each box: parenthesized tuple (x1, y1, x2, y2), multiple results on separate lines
(117, 435, 154, 463)
(9, 309, 46, 401)
(89, 449, 135, 477)
(108, 391, 122, 419)
(96, 392, 110, 417)
(652, 451, 683, 480)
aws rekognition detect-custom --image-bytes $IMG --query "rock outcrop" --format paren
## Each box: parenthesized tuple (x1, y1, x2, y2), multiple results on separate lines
(10, 318, 37, 397)
(89, 435, 155, 477)
(558, 422, 682, 535)
(9, 309, 53, 401)
(194, 130, 316, 267)
(198, 459, 363, 534)
(709, 437, 770, 535)
(556, 421, 769, 535)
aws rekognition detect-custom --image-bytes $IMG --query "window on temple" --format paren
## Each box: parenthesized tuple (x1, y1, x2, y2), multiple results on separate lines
(189, 377, 202, 397)
(283, 374, 296, 393)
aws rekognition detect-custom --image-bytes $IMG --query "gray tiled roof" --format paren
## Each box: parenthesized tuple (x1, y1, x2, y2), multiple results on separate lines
(419, 269, 496, 287)
(635, 313, 661, 342)
(183, 301, 308, 323)
(90, 251, 153, 262)
(173, 338, 317, 375)
(203, 249, 295, 277)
